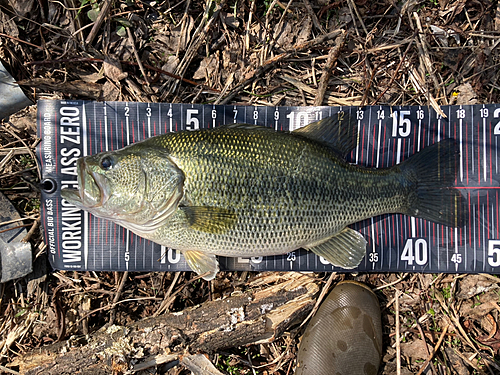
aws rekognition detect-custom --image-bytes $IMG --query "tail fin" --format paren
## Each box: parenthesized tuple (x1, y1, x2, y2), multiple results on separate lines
(399, 139, 467, 227)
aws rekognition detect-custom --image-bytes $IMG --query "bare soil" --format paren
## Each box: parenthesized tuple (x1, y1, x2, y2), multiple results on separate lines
(1, 0, 500, 374)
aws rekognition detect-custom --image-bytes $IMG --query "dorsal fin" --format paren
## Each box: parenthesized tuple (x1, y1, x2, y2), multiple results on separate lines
(292, 113, 358, 157)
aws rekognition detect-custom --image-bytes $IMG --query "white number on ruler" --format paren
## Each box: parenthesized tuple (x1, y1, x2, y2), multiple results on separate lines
(274, 110, 279, 121)
(480, 108, 489, 118)
(286, 112, 309, 131)
(377, 109, 385, 119)
(167, 108, 172, 117)
(416, 109, 424, 120)
(211, 109, 217, 119)
(233, 109, 238, 121)
(391, 110, 411, 137)
(488, 240, 500, 267)
(401, 238, 428, 265)
(186, 109, 199, 130)
(253, 110, 259, 120)
(146, 107, 151, 117)
(356, 110, 364, 120)
(451, 253, 462, 264)
(369, 252, 379, 263)
(168, 248, 180, 263)
(287, 252, 296, 262)
(493, 109, 500, 135)
(456, 109, 466, 119)
(124, 106, 130, 117)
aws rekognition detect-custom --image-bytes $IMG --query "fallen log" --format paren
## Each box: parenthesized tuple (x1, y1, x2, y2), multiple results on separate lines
(12, 273, 319, 375)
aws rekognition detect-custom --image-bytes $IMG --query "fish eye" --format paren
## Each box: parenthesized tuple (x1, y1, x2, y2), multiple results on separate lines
(100, 156, 113, 170)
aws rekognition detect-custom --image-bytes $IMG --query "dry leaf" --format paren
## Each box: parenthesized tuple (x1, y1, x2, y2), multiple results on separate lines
(456, 275, 498, 300)
(103, 56, 128, 81)
(193, 54, 219, 80)
(400, 340, 433, 360)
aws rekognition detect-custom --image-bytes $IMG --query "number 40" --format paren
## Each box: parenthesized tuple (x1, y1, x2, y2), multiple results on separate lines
(401, 238, 428, 265)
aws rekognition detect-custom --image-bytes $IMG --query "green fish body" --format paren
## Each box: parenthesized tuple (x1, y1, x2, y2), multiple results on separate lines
(61, 115, 466, 279)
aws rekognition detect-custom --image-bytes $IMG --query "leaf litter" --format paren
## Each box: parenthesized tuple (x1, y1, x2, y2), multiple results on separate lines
(1, 0, 500, 373)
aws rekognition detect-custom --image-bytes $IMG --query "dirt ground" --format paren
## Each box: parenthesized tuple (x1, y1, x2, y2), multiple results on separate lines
(1, 0, 500, 374)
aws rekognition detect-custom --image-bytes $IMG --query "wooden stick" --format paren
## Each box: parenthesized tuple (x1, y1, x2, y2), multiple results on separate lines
(314, 32, 346, 106)
(13, 273, 319, 375)
(415, 325, 449, 375)
(85, 0, 114, 46)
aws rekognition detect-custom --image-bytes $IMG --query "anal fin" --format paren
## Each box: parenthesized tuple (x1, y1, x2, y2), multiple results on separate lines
(183, 250, 219, 280)
(304, 227, 367, 268)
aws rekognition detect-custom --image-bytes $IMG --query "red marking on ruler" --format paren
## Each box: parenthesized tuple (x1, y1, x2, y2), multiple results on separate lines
(490, 122, 493, 185)
(468, 192, 472, 248)
(371, 125, 376, 166)
(392, 214, 395, 246)
(487, 192, 490, 240)
(384, 218, 387, 247)
(132, 120, 136, 143)
(97, 217, 100, 244)
(154, 120, 157, 136)
(142, 120, 146, 140)
(466, 126, 469, 185)
(382, 126, 386, 162)
(361, 126, 366, 162)
(105, 220, 109, 244)
(497, 191, 499, 238)
(477, 194, 481, 247)
(478, 123, 481, 184)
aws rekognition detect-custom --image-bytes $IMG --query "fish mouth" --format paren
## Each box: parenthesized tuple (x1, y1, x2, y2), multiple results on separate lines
(61, 158, 110, 209)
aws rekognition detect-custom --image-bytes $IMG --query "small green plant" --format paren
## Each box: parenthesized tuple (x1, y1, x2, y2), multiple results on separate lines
(217, 356, 243, 375)
(442, 285, 451, 299)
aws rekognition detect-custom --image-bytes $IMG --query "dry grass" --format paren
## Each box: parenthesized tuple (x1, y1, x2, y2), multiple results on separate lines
(1, 0, 500, 373)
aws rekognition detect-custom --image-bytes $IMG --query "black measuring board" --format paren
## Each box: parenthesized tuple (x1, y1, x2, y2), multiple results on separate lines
(37, 100, 500, 274)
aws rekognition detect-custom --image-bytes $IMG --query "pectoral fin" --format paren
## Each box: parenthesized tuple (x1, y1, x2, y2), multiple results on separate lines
(183, 250, 219, 280)
(304, 227, 367, 268)
(180, 206, 237, 234)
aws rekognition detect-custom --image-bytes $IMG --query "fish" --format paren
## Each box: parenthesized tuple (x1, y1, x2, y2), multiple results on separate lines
(61, 113, 467, 280)
(296, 280, 382, 375)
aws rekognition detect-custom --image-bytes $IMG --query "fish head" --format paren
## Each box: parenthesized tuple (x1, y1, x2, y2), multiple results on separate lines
(61, 147, 184, 230)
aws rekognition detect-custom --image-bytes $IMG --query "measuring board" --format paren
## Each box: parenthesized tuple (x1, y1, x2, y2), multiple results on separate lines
(37, 100, 500, 274)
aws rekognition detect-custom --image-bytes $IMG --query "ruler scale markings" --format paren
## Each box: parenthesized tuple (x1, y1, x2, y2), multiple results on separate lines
(43, 103, 500, 273)
(376, 116, 381, 167)
(371, 217, 375, 270)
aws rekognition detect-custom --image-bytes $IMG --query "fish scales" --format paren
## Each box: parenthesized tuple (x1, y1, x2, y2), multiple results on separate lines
(145, 126, 403, 256)
(61, 115, 467, 279)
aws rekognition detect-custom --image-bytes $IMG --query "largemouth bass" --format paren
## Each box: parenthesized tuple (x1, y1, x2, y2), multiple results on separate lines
(61, 114, 467, 280)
